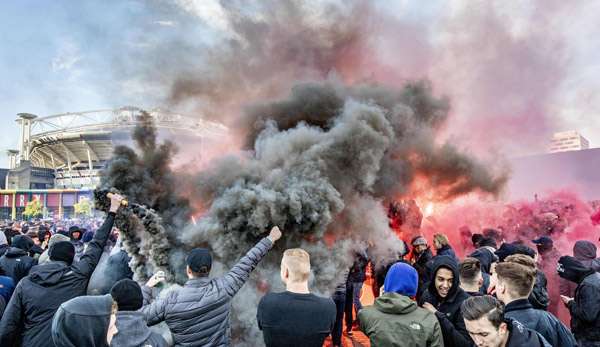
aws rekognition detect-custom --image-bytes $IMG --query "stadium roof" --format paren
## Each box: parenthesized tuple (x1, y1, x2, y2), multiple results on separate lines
(24, 106, 227, 170)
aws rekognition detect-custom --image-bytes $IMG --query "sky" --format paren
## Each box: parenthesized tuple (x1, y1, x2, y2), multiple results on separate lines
(1, 0, 600, 166)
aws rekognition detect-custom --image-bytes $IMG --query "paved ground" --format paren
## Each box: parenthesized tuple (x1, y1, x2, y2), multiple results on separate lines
(323, 282, 376, 347)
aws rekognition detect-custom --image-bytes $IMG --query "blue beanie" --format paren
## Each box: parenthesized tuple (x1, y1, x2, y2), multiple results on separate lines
(383, 262, 418, 297)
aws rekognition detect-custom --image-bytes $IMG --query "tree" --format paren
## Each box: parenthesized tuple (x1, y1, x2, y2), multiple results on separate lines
(23, 198, 43, 219)
(74, 197, 93, 217)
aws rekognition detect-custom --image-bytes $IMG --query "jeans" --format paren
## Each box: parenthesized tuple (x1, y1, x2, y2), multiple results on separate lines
(345, 281, 363, 330)
(332, 292, 346, 346)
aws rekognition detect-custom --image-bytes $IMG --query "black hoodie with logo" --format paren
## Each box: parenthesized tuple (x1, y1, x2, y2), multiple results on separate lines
(420, 255, 473, 347)
(558, 255, 600, 345)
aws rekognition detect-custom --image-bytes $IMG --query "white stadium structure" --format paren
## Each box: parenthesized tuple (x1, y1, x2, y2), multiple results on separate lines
(5, 107, 227, 189)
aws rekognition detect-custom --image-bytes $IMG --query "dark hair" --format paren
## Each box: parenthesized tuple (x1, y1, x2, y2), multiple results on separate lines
(461, 295, 505, 328)
(478, 237, 497, 249)
(459, 257, 481, 285)
(483, 228, 502, 242)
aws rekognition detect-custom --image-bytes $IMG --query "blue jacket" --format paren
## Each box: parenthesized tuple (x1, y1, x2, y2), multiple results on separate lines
(0, 276, 14, 303)
(505, 298, 576, 347)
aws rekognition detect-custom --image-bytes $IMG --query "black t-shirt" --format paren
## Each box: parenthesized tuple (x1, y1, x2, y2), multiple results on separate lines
(257, 291, 336, 347)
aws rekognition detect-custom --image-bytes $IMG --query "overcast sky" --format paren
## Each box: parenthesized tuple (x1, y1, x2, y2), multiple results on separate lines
(1, 0, 600, 166)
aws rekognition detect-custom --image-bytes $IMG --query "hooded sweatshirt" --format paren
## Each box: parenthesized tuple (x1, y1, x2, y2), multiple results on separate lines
(51, 294, 112, 347)
(561, 240, 600, 297)
(421, 255, 473, 347)
(359, 292, 443, 347)
(0, 235, 36, 284)
(558, 255, 600, 345)
(111, 311, 167, 347)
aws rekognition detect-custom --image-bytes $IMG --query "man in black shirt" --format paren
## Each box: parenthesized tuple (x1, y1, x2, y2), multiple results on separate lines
(257, 248, 336, 347)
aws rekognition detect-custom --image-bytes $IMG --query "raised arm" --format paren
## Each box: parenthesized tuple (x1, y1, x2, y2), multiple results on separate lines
(73, 193, 123, 277)
(220, 226, 282, 297)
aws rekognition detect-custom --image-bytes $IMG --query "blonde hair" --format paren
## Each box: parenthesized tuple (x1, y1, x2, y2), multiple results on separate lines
(433, 233, 449, 247)
(282, 248, 311, 282)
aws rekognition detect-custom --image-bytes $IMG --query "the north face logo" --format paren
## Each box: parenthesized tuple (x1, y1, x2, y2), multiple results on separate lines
(409, 322, 422, 330)
(557, 263, 565, 273)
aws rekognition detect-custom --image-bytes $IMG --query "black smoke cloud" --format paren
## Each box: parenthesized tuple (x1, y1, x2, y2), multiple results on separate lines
(181, 80, 508, 344)
(98, 112, 191, 283)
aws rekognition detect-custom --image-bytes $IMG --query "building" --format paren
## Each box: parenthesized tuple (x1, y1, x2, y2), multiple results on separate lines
(1, 107, 228, 220)
(549, 131, 590, 153)
(0, 189, 93, 220)
(4, 106, 227, 190)
(509, 147, 600, 200)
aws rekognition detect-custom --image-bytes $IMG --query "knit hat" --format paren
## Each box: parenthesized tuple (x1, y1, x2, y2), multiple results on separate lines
(495, 242, 535, 262)
(383, 262, 418, 297)
(573, 240, 597, 261)
(187, 248, 212, 274)
(411, 236, 427, 247)
(82, 231, 94, 243)
(12, 235, 33, 251)
(48, 233, 71, 247)
(110, 279, 143, 311)
(49, 241, 75, 265)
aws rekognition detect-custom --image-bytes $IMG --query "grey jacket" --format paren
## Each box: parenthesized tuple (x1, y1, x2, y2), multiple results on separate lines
(142, 238, 273, 346)
(112, 311, 168, 347)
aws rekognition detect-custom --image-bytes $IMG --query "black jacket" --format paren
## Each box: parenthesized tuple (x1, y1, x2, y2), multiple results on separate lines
(347, 250, 369, 283)
(0, 212, 115, 347)
(504, 298, 576, 347)
(51, 294, 113, 347)
(506, 319, 552, 347)
(567, 271, 600, 344)
(469, 246, 497, 274)
(0, 244, 8, 257)
(530, 270, 550, 310)
(0, 247, 36, 284)
(412, 247, 433, 299)
(421, 255, 472, 347)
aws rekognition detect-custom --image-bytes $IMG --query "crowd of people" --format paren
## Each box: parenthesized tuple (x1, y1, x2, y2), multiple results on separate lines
(0, 195, 599, 347)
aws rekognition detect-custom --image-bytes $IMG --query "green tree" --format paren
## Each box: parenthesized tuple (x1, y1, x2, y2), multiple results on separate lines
(74, 197, 93, 217)
(23, 198, 43, 219)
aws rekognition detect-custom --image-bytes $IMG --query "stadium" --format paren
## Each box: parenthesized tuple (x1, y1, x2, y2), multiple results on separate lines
(1, 107, 227, 219)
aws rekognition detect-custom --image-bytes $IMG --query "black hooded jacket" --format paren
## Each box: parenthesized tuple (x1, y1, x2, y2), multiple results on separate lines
(558, 256, 600, 344)
(504, 298, 576, 347)
(51, 294, 112, 347)
(0, 235, 36, 284)
(0, 212, 115, 347)
(412, 247, 433, 299)
(505, 319, 552, 347)
(561, 240, 600, 297)
(420, 255, 472, 347)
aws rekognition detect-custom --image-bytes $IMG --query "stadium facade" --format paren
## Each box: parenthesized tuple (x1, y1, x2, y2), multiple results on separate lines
(2, 107, 227, 219)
